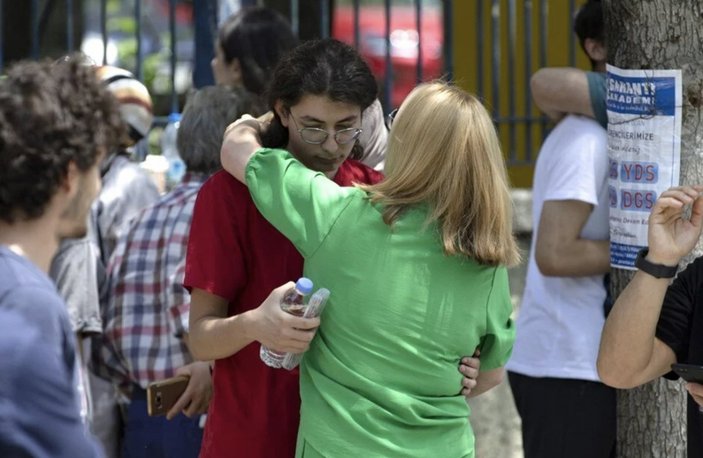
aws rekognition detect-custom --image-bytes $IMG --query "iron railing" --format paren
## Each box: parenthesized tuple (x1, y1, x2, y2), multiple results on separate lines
(0, 0, 582, 173)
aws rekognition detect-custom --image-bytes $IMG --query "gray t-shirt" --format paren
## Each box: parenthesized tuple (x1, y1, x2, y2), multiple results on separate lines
(49, 231, 102, 335)
(93, 153, 161, 265)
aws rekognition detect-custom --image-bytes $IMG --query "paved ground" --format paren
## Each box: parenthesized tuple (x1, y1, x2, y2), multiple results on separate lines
(468, 235, 531, 458)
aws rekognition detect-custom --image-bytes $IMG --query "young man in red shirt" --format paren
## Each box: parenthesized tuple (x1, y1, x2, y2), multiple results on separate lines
(185, 40, 382, 457)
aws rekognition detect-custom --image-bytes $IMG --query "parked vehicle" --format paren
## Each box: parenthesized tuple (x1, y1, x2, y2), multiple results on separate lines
(333, 1, 443, 108)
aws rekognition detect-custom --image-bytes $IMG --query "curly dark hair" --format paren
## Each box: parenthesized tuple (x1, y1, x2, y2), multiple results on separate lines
(261, 38, 378, 161)
(0, 57, 125, 223)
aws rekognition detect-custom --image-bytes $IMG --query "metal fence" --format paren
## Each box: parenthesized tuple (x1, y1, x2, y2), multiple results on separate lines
(0, 0, 584, 185)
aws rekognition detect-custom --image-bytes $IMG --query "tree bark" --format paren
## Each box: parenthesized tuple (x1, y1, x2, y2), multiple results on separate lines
(605, 1, 703, 456)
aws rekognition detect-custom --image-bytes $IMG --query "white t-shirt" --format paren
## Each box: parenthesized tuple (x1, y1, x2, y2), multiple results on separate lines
(507, 115, 609, 382)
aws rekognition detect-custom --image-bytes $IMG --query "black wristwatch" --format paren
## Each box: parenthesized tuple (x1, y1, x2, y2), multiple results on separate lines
(634, 247, 678, 279)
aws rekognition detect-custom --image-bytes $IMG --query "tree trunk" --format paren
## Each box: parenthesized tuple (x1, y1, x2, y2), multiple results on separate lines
(605, 1, 703, 456)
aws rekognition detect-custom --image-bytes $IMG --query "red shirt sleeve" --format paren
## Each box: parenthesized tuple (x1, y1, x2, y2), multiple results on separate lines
(184, 171, 247, 301)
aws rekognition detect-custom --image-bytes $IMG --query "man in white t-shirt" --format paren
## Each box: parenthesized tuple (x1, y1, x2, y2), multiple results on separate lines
(506, 2, 615, 457)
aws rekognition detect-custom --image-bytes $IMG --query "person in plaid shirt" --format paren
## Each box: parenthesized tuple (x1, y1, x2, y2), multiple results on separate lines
(98, 85, 259, 458)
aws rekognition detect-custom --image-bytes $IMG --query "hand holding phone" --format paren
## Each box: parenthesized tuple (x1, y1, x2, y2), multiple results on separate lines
(146, 375, 189, 416)
(672, 363, 703, 412)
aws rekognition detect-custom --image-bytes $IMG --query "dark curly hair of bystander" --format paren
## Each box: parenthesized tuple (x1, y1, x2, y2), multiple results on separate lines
(0, 57, 125, 223)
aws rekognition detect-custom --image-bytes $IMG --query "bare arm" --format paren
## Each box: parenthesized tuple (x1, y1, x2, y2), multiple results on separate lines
(598, 186, 703, 388)
(188, 284, 320, 361)
(597, 271, 677, 388)
(466, 367, 505, 398)
(220, 115, 269, 183)
(535, 200, 610, 277)
(459, 351, 506, 399)
(531, 68, 594, 123)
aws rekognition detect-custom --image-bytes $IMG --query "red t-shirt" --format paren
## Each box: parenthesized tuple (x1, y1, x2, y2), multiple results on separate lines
(184, 160, 383, 458)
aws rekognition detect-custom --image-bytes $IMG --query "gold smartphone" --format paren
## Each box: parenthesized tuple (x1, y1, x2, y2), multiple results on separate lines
(146, 375, 189, 416)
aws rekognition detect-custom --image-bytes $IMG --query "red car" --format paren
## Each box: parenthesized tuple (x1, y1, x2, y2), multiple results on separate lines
(333, 3, 444, 108)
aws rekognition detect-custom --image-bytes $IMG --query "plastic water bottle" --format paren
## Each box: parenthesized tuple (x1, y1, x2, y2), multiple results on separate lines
(260, 277, 314, 368)
(162, 112, 185, 189)
(281, 288, 330, 370)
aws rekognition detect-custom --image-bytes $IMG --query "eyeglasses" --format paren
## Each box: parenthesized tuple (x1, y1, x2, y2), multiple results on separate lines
(385, 108, 399, 130)
(290, 115, 363, 145)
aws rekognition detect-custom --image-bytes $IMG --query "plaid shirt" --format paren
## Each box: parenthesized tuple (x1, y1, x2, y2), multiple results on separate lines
(99, 173, 205, 394)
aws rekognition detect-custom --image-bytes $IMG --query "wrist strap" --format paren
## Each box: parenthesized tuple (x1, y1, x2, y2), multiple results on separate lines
(634, 247, 677, 279)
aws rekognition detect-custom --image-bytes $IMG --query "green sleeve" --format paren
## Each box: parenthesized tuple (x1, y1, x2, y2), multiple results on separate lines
(586, 71, 608, 128)
(245, 148, 356, 257)
(478, 267, 516, 370)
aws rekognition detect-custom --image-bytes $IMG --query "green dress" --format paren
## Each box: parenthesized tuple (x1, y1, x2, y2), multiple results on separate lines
(246, 148, 515, 458)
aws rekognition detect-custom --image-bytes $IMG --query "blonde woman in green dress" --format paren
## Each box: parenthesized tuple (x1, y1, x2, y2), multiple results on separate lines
(222, 80, 519, 458)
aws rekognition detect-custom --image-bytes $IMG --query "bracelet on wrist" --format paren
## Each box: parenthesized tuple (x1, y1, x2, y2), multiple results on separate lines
(634, 247, 678, 279)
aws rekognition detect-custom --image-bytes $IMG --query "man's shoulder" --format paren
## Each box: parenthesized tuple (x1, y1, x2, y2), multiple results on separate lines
(557, 114, 606, 136)
(102, 155, 160, 203)
(0, 266, 69, 353)
(336, 159, 384, 186)
(107, 155, 156, 186)
(0, 249, 56, 297)
(203, 170, 249, 194)
(540, 115, 607, 160)
(0, 281, 66, 319)
(192, 171, 256, 226)
(130, 179, 202, 227)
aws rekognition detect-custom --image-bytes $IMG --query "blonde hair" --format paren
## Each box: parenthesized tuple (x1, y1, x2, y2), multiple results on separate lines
(359, 82, 520, 266)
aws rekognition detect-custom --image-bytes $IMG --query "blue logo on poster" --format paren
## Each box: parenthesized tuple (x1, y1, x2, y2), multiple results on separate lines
(606, 73, 675, 116)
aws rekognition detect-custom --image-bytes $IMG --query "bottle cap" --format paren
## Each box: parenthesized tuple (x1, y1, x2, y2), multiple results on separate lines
(168, 112, 182, 123)
(295, 277, 314, 294)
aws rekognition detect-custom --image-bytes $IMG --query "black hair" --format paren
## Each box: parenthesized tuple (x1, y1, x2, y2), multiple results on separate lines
(0, 57, 124, 223)
(574, 0, 604, 67)
(261, 38, 378, 161)
(217, 6, 298, 96)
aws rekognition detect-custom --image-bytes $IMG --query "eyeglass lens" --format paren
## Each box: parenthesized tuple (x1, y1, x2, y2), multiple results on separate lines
(290, 114, 361, 145)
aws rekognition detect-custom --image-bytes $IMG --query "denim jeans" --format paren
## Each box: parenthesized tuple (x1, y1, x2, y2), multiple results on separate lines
(122, 386, 204, 458)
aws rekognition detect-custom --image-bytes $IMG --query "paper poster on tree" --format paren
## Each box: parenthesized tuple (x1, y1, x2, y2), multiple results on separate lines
(607, 65, 682, 269)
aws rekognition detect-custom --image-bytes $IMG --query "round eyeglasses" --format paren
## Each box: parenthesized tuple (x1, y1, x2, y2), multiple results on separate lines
(290, 115, 363, 145)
